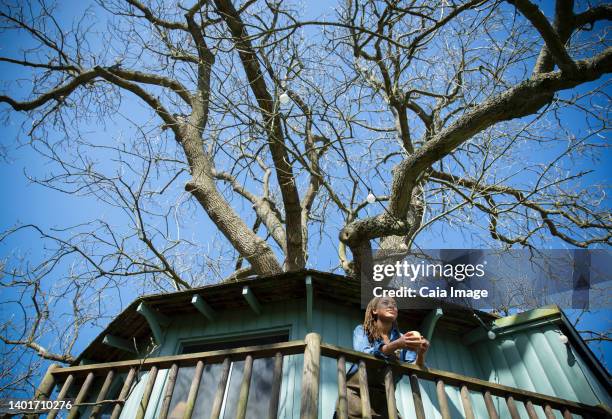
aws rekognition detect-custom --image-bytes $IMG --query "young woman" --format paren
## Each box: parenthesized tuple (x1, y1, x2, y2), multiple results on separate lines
(336, 296, 430, 419)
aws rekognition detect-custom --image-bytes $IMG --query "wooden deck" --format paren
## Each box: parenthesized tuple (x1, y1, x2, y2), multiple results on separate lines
(28, 333, 611, 418)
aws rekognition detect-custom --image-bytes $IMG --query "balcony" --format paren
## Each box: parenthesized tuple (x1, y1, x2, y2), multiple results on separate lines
(27, 333, 609, 418)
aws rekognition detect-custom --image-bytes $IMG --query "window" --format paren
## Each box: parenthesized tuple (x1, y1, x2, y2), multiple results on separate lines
(165, 331, 288, 419)
(181, 331, 289, 354)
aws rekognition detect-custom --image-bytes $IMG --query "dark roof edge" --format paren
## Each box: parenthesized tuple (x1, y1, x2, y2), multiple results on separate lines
(558, 309, 611, 391)
(72, 269, 345, 365)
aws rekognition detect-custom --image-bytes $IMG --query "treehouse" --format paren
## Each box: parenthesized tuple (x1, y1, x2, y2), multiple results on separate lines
(31, 270, 610, 418)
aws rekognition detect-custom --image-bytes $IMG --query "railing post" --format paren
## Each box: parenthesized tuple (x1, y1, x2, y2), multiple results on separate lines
(47, 374, 74, 419)
(67, 371, 95, 419)
(436, 380, 451, 419)
(26, 363, 58, 419)
(409, 374, 426, 419)
(91, 369, 115, 418)
(543, 404, 555, 419)
(110, 367, 136, 419)
(135, 366, 158, 419)
(460, 385, 475, 419)
(525, 400, 538, 419)
(384, 367, 398, 419)
(184, 360, 205, 419)
(505, 395, 520, 419)
(34, 363, 58, 401)
(483, 390, 499, 419)
(300, 332, 321, 419)
(358, 361, 372, 419)
(236, 355, 253, 419)
(210, 358, 231, 419)
(268, 352, 284, 419)
(159, 363, 179, 419)
(562, 407, 572, 419)
(336, 356, 348, 419)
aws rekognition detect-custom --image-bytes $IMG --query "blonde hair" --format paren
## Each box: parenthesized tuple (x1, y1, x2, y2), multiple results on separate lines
(363, 297, 399, 342)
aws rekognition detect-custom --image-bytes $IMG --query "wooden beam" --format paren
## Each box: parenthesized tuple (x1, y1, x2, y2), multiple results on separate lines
(210, 358, 231, 419)
(67, 372, 94, 419)
(384, 367, 398, 419)
(159, 363, 178, 419)
(436, 380, 450, 419)
(110, 368, 136, 419)
(136, 302, 170, 344)
(300, 332, 321, 419)
(102, 335, 136, 353)
(460, 385, 475, 419)
(358, 361, 372, 419)
(269, 352, 283, 419)
(242, 286, 261, 315)
(27, 364, 57, 419)
(50, 340, 307, 376)
(191, 294, 216, 321)
(409, 374, 425, 419)
(47, 374, 74, 419)
(336, 356, 348, 419)
(305, 275, 313, 332)
(184, 360, 204, 419)
(236, 355, 254, 419)
(34, 363, 57, 401)
(420, 308, 443, 341)
(483, 390, 499, 419)
(135, 366, 158, 419)
(91, 369, 115, 418)
(506, 395, 521, 419)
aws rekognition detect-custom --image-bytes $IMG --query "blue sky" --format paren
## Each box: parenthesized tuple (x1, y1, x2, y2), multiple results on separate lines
(0, 0, 610, 392)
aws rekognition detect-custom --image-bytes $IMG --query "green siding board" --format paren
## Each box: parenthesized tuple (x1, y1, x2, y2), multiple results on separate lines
(528, 330, 570, 398)
(421, 379, 440, 419)
(450, 349, 472, 418)
(518, 331, 556, 395)
(488, 339, 517, 386)
(481, 341, 513, 419)
(540, 328, 583, 401)
(499, 339, 531, 418)
(397, 376, 413, 419)
(515, 332, 554, 418)
(450, 334, 468, 376)
(571, 341, 612, 407)
(543, 327, 598, 404)
(429, 331, 465, 419)
(443, 332, 474, 418)
(453, 334, 490, 419)
(474, 341, 507, 417)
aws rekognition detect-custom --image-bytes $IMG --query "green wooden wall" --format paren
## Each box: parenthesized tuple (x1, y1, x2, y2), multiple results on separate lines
(110, 298, 608, 419)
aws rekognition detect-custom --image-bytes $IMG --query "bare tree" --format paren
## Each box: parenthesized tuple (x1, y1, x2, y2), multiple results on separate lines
(0, 0, 610, 393)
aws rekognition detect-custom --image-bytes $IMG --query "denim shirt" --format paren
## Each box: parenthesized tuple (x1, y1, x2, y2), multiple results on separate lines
(347, 325, 417, 377)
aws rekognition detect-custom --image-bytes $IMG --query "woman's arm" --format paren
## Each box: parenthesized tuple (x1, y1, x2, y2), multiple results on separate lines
(382, 331, 424, 355)
(415, 339, 430, 367)
(353, 325, 390, 358)
(380, 339, 403, 356)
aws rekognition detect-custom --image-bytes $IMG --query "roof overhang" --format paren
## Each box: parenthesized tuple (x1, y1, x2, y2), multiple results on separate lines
(74, 269, 499, 364)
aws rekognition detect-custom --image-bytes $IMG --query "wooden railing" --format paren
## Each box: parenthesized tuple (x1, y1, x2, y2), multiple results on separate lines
(318, 338, 611, 419)
(28, 333, 610, 418)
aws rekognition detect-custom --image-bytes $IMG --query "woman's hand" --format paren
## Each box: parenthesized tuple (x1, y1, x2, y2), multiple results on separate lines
(418, 338, 430, 354)
(396, 331, 423, 351)
(416, 337, 430, 367)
